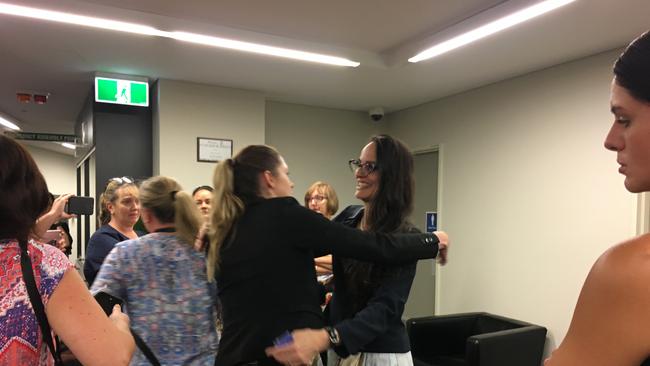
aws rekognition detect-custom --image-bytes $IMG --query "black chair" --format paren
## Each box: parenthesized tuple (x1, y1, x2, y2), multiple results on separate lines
(407, 312, 547, 366)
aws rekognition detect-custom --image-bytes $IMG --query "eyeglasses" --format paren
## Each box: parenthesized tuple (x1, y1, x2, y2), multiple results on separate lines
(109, 176, 133, 186)
(309, 195, 326, 203)
(348, 159, 378, 176)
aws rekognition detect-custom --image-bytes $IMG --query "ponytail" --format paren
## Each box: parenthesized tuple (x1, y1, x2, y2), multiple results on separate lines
(139, 176, 202, 246)
(207, 145, 282, 281)
(173, 190, 203, 246)
(207, 158, 244, 281)
(98, 192, 111, 226)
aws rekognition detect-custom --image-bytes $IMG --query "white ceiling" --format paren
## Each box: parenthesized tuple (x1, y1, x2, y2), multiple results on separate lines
(0, 0, 648, 153)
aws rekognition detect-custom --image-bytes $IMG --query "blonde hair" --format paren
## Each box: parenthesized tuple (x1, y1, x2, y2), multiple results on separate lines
(99, 180, 139, 226)
(139, 176, 202, 247)
(303, 181, 339, 218)
(207, 145, 282, 281)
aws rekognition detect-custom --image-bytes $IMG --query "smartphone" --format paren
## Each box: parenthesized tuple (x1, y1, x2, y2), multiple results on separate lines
(41, 230, 60, 246)
(94, 291, 124, 316)
(65, 196, 94, 215)
(273, 331, 294, 346)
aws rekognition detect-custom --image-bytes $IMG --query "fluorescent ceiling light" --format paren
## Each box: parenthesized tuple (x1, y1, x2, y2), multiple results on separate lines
(0, 116, 20, 130)
(0, 2, 359, 67)
(0, 3, 162, 36)
(409, 0, 576, 63)
(61, 142, 76, 150)
(170, 32, 360, 67)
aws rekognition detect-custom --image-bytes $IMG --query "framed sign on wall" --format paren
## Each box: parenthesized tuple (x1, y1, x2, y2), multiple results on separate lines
(197, 137, 233, 163)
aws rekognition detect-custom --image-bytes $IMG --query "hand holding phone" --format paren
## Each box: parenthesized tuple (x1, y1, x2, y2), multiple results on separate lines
(65, 196, 94, 215)
(94, 291, 124, 316)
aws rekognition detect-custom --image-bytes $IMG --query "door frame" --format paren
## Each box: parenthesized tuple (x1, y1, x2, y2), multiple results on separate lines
(413, 144, 444, 314)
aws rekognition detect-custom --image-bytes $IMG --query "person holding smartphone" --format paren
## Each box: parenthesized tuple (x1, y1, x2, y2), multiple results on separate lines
(33, 193, 74, 240)
(0, 135, 134, 365)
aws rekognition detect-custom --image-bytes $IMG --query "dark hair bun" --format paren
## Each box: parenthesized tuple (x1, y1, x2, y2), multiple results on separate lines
(614, 31, 650, 102)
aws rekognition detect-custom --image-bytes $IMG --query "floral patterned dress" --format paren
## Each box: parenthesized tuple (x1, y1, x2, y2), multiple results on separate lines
(0, 239, 72, 365)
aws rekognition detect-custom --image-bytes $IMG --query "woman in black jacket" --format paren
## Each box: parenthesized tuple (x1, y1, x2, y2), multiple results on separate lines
(268, 135, 437, 365)
(207, 144, 449, 366)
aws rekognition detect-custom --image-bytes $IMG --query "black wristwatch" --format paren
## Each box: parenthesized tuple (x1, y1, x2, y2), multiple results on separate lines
(325, 326, 340, 346)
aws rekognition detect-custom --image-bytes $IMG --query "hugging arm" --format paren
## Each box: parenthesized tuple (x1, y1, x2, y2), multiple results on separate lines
(285, 203, 444, 263)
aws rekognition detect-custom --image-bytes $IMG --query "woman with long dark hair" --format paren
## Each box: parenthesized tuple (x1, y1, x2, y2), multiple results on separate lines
(207, 144, 448, 366)
(327, 135, 423, 365)
(267, 135, 438, 365)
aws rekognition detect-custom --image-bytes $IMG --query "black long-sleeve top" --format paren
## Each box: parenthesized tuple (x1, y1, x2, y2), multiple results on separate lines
(214, 197, 440, 366)
(328, 205, 419, 357)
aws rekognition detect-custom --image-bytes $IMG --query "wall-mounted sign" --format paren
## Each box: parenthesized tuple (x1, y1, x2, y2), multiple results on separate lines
(197, 137, 233, 163)
(95, 77, 149, 107)
(425, 211, 437, 233)
(6, 131, 77, 143)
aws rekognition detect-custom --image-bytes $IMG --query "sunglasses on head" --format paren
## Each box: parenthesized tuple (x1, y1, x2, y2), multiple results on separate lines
(108, 176, 134, 186)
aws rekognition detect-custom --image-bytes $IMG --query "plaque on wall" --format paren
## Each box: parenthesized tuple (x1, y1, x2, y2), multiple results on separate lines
(197, 137, 233, 163)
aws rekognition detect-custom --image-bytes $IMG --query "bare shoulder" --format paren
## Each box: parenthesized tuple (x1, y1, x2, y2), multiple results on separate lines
(591, 233, 650, 285)
(546, 234, 650, 365)
(585, 233, 650, 319)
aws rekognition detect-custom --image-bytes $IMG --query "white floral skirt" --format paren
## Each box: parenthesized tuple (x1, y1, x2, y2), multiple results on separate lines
(327, 350, 413, 366)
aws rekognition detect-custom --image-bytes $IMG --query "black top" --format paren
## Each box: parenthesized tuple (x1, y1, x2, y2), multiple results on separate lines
(84, 225, 129, 287)
(214, 197, 440, 366)
(328, 205, 417, 357)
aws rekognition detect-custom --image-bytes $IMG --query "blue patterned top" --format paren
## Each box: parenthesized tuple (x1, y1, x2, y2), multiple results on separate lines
(91, 232, 218, 366)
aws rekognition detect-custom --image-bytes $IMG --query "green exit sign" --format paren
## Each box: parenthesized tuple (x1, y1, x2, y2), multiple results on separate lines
(95, 77, 149, 107)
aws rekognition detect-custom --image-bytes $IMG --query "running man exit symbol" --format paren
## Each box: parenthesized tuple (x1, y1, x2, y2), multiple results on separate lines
(116, 80, 130, 104)
(95, 77, 149, 107)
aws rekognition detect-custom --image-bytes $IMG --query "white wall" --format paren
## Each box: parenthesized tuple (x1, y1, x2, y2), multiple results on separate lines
(154, 79, 266, 192)
(26, 144, 76, 196)
(150, 50, 638, 357)
(25, 144, 79, 261)
(265, 101, 381, 210)
(386, 49, 638, 354)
